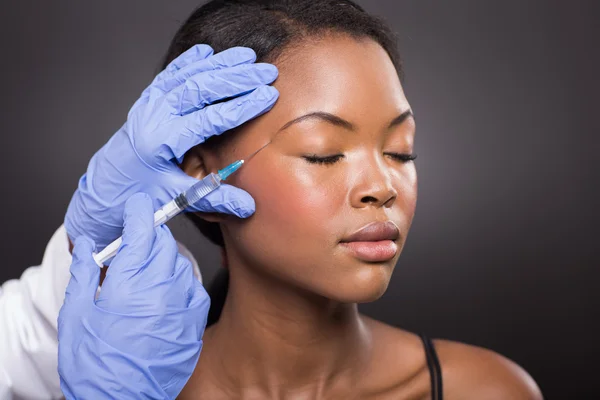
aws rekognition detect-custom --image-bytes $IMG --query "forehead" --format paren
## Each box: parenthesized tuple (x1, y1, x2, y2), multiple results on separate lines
(210, 35, 411, 161)
(270, 34, 409, 123)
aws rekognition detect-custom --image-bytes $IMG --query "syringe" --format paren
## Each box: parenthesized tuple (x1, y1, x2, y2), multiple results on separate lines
(92, 159, 244, 267)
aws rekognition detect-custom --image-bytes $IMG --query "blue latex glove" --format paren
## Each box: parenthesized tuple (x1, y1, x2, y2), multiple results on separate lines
(58, 193, 208, 399)
(65, 44, 279, 249)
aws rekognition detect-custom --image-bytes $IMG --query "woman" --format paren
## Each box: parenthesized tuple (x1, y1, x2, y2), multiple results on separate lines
(162, 0, 543, 398)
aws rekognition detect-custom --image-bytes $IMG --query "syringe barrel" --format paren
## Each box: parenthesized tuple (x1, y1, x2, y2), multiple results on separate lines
(183, 173, 222, 207)
(92, 198, 183, 266)
(153, 199, 182, 226)
(92, 173, 222, 268)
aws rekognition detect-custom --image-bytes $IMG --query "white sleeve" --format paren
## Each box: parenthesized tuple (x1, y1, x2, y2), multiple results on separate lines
(0, 226, 72, 400)
(0, 225, 202, 400)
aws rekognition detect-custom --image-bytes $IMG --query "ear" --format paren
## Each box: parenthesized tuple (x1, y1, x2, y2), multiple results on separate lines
(179, 145, 210, 178)
(179, 146, 228, 224)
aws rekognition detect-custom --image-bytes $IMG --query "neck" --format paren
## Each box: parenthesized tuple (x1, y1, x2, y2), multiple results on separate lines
(202, 264, 373, 396)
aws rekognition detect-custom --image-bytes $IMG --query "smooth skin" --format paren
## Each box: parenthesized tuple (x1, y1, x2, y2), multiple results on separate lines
(178, 33, 543, 400)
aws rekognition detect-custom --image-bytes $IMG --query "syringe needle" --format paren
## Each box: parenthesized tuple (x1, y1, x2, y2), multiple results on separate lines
(244, 140, 272, 162)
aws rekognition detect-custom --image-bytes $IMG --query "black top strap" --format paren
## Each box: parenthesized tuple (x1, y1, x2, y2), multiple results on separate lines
(420, 334, 443, 400)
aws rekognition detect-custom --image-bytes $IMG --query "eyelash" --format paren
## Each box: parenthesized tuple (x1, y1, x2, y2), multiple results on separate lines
(303, 154, 345, 165)
(302, 153, 417, 165)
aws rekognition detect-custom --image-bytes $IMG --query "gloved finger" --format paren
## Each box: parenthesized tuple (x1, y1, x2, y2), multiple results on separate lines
(138, 45, 215, 104)
(160, 85, 279, 161)
(104, 193, 156, 283)
(174, 253, 198, 307)
(151, 168, 255, 218)
(162, 44, 216, 76)
(97, 225, 179, 309)
(188, 182, 256, 218)
(147, 44, 215, 92)
(145, 251, 197, 310)
(154, 46, 258, 93)
(171, 253, 210, 326)
(187, 278, 211, 331)
(63, 236, 100, 305)
(165, 62, 278, 116)
(138, 224, 179, 285)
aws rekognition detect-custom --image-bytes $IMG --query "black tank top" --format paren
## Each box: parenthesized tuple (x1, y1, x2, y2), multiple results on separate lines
(420, 334, 443, 400)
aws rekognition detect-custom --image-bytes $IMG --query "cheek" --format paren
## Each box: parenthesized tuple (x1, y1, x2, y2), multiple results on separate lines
(222, 158, 347, 284)
(250, 161, 344, 242)
(400, 166, 418, 214)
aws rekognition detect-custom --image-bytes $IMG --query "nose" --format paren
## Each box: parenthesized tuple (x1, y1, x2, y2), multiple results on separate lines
(349, 158, 398, 209)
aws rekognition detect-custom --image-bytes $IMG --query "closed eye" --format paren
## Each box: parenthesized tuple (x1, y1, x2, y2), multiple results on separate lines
(385, 153, 417, 162)
(302, 153, 416, 165)
(302, 154, 345, 165)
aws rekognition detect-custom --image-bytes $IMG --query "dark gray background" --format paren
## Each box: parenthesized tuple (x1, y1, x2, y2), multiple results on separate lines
(1, 1, 598, 398)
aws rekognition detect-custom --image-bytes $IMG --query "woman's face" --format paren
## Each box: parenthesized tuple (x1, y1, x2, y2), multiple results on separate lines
(188, 34, 416, 303)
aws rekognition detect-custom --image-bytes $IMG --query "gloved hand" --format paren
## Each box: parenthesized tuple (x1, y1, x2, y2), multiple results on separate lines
(65, 44, 279, 249)
(58, 193, 208, 399)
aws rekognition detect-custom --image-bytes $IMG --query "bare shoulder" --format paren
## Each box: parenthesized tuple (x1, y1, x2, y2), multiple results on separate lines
(360, 317, 433, 399)
(434, 338, 544, 399)
(361, 317, 543, 399)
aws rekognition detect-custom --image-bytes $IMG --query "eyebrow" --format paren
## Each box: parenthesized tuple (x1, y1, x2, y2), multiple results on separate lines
(277, 109, 414, 133)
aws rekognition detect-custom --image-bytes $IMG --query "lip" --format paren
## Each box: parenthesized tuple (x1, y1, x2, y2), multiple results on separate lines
(341, 221, 400, 243)
(339, 221, 400, 262)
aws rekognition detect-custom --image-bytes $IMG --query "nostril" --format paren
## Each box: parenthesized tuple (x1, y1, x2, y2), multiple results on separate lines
(361, 195, 378, 203)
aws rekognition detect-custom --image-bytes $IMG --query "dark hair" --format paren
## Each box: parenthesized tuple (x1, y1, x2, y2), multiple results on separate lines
(160, 0, 403, 326)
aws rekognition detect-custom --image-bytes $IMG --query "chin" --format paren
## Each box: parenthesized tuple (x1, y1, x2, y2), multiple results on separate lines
(331, 264, 393, 303)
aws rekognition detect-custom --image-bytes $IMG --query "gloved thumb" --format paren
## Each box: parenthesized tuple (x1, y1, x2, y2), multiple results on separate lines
(188, 182, 256, 218)
(165, 165, 256, 218)
(64, 236, 101, 305)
